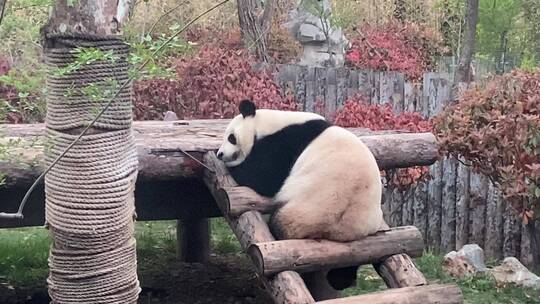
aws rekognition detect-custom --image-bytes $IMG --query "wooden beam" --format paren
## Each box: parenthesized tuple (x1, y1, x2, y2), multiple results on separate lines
(315, 284, 463, 304)
(178, 218, 211, 264)
(203, 152, 315, 304)
(220, 186, 277, 216)
(247, 226, 424, 276)
(374, 254, 427, 288)
(1, 121, 438, 189)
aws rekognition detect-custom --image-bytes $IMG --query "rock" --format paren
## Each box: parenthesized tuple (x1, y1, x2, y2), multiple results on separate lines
(298, 24, 326, 42)
(490, 257, 540, 290)
(163, 111, 179, 121)
(443, 244, 487, 278)
(283, 0, 348, 67)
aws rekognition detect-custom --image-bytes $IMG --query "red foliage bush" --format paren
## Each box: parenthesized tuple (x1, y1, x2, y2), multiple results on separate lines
(346, 21, 446, 80)
(334, 94, 433, 190)
(434, 69, 540, 222)
(133, 79, 185, 120)
(172, 45, 300, 119)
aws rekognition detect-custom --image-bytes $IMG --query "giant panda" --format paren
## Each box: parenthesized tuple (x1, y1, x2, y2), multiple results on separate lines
(216, 99, 387, 291)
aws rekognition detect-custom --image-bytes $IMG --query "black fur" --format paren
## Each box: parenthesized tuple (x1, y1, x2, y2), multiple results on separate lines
(326, 266, 359, 290)
(239, 99, 256, 118)
(229, 119, 330, 197)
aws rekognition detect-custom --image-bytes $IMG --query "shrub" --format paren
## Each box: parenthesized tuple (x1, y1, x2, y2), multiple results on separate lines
(133, 79, 185, 120)
(172, 45, 300, 119)
(345, 21, 447, 80)
(434, 69, 540, 222)
(334, 94, 433, 190)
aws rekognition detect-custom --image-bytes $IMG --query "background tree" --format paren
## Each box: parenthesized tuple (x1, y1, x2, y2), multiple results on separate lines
(237, 0, 276, 62)
(454, 0, 479, 83)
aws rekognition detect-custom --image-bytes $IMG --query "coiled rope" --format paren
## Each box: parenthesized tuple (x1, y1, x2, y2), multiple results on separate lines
(44, 34, 140, 303)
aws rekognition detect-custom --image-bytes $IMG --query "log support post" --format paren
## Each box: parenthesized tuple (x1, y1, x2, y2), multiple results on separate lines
(178, 218, 211, 264)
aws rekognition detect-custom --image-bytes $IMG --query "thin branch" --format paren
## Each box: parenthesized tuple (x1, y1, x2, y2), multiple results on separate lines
(0, 0, 7, 28)
(0, 0, 230, 220)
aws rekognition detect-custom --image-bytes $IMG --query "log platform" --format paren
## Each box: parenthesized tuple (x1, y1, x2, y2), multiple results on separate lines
(0, 120, 438, 229)
(202, 152, 462, 304)
(0, 120, 462, 303)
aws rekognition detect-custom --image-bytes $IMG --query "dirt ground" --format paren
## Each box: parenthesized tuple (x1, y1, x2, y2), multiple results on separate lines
(0, 254, 274, 304)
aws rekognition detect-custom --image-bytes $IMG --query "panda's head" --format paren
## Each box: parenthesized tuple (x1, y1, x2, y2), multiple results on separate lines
(217, 100, 258, 167)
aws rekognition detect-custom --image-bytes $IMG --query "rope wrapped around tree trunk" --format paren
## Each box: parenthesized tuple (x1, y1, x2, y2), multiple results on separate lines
(44, 34, 140, 303)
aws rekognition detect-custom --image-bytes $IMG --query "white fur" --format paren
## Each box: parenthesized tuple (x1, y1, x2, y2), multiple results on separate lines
(217, 109, 324, 166)
(273, 126, 387, 241)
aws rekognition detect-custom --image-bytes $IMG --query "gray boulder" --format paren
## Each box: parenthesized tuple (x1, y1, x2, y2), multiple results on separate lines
(490, 257, 540, 290)
(443, 244, 487, 278)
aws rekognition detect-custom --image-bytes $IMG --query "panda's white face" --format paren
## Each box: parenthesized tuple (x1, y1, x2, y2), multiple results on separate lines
(217, 114, 256, 167)
(217, 99, 326, 167)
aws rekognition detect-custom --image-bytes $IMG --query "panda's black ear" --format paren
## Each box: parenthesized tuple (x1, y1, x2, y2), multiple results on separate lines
(239, 99, 256, 118)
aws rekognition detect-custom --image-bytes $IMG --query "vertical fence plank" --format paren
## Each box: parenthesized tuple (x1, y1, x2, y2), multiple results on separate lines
(413, 181, 429, 243)
(389, 188, 403, 227)
(469, 172, 488, 249)
(347, 70, 359, 99)
(381, 184, 391, 225)
(392, 73, 405, 114)
(379, 71, 393, 104)
(520, 223, 532, 267)
(336, 68, 349, 109)
(485, 182, 503, 260)
(455, 161, 470, 250)
(370, 71, 380, 104)
(427, 160, 443, 251)
(295, 65, 308, 108)
(503, 205, 521, 257)
(305, 67, 316, 112)
(358, 70, 371, 98)
(325, 68, 337, 117)
(315, 67, 327, 107)
(441, 157, 457, 252)
(401, 188, 415, 226)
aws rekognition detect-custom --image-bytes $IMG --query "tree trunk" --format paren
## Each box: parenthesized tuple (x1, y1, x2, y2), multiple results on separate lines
(237, 0, 275, 62)
(454, 0, 479, 83)
(41, 0, 139, 302)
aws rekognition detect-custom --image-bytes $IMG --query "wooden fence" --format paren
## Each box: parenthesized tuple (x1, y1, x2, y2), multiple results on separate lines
(273, 64, 531, 266)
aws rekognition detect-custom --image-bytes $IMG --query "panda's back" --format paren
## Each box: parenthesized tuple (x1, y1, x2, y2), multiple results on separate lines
(228, 118, 330, 197)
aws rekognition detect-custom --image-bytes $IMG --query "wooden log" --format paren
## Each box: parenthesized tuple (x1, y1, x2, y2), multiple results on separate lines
(178, 218, 210, 264)
(247, 226, 424, 276)
(315, 284, 463, 304)
(202, 152, 315, 304)
(221, 186, 278, 217)
(1, 121, 438, 189)
(373, 254, 427, 288)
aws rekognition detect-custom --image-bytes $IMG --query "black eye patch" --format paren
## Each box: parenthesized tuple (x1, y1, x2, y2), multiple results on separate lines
(228, 134, 237, 145)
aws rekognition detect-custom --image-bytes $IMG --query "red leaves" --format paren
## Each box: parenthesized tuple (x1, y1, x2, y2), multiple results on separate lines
(134, 45, 301, 120)
(334, 95, 433, 190)
(434, 69, 540, 219)
(345, 21, 446, 80)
